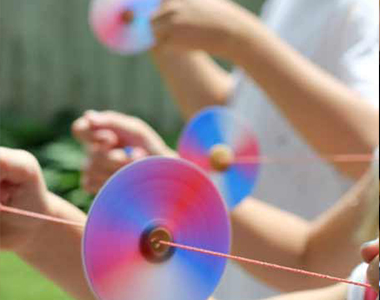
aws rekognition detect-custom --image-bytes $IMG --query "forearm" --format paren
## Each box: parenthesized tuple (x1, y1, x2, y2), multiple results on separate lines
(231, 174, 370, 292)
(302, 173, 373, 284)
(231, 198, 312, 291)
(265, 284, 347, 300)
(227, 13, 379, 178)
(210, 283, 346, 300)
(151, 49, 233, 120)
(17, 193, 95, 300)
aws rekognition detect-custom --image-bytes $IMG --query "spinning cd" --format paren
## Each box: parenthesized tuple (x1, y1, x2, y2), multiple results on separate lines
(83, 157, 230, 300)
(178, 107, 260, 210)
(90, 0, 160, 54)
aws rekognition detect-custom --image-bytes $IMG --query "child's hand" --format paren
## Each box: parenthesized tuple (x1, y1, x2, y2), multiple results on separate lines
(72, 111, 177, 194)
(151, 0, 250, 57)
(362, 239, 379, 292)
(79, 147, 147, 194)
(367, 255, 379, 292)
(0, 148, 52, 253)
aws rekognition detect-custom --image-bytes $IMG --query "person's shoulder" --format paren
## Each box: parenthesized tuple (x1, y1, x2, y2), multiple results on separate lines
(263, 0, 378, 29)
(335, 0, 379, 28)
(335, 0, 378, 13)
(330, 0, 379, 51)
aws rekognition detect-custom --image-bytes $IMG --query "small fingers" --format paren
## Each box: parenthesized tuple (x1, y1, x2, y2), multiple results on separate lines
(151, 2, 177, 25)
(362, 239, 379, 263)
(81, 149, 131, 193)
(72, 117, 92, 143)
(151, 2, 180, 44)
(87, 148, 131, 172)
(81, 147, 148, 194)
(82, 175, 107, 195)
(72, 115, 118, 150)
(90, 130, 119, 151)
(83, 110, 137, 134)
(0, 148, 41, 184)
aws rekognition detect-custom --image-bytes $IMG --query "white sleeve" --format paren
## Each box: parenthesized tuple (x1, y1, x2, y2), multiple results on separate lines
(347, 264, 368, 300)
(347, 263, 380, 300)
(226, 68, 247, 106)
(336, 0, 379, 108)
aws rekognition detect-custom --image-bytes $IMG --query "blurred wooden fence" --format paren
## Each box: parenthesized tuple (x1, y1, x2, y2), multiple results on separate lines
(0, 0, 264, 132)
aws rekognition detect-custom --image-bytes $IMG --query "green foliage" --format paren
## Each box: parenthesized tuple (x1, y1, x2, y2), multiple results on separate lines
(0, 109, 94, 212)
(0, 252, 73, 300)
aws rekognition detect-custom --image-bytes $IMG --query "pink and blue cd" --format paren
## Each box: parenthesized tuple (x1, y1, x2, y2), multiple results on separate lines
(83, 157, 230, 300)
(178, 107, 261, 210)
(90, 0, 160, 54)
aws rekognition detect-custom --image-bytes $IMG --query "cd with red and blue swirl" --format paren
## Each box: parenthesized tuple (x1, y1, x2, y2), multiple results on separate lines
(179, 107, 261, 210)
(89, 0, 160, 54)
(83, 157, 230, 300)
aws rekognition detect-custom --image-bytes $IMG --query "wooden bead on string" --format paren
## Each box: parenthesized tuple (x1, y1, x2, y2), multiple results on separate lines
(209, 144, 235, 172)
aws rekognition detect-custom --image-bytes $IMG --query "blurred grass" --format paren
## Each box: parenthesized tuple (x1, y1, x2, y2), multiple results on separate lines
(0, 252, 72, 300)
(0, 109, 181, 299)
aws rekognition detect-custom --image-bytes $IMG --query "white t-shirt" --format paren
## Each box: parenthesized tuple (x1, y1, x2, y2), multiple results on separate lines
(347, 264, 379, 300)
(216, 0, 379, 299)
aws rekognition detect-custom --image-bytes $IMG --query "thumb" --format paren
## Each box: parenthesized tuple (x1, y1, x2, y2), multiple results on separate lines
(362, 239, 379, 263)
(85, 111, 130, 132)
(72, 116, 119, 150)
(0, 148, 43, 187)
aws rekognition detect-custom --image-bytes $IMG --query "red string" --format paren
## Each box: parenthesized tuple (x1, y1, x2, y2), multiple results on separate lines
(0, 204, 373, 290)
(0, 204, 85, 228)
(235, 154, 375, 165)
(160, 241, 373, 290)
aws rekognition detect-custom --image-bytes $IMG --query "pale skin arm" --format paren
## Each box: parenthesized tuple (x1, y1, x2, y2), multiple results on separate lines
(13, 193, 95, 300)
(151, 0, 379, 178)
(230, 172, 373, 292)
(209, 284, 347, 300)
(261, 284, 347, 300)
(151, 49, 233, 120)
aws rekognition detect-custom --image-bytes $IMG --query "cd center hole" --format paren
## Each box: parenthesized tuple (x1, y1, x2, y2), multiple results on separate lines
(140, 226, 175, 263)
(121, 10, 134, 24)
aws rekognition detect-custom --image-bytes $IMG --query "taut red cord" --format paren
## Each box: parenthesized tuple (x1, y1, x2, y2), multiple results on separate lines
(235, 154, 375, 165)
(160, 241, 373, 290)
(0, 204, 373, 290)
(0, 203, 85, 228)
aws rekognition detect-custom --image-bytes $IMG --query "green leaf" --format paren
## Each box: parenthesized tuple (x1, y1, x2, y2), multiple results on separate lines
(39, 139, 85, 171)
(65, 189, 94, 213)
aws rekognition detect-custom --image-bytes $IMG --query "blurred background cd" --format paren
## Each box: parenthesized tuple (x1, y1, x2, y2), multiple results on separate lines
(90, 0, 160, 54)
